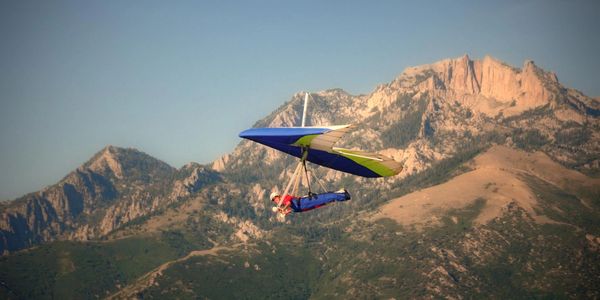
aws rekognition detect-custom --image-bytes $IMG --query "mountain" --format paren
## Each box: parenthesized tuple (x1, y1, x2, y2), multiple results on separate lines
(0, 146, 222, 254)
(219, 55, 598, 180)
(1, 55, 599, 299)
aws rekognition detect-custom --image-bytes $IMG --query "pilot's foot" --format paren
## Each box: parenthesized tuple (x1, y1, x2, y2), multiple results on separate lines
(336, 188, 351, 201)
(343, 190, 351, 200)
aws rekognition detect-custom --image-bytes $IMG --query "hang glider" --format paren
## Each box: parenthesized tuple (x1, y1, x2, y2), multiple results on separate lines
(239, 92, 403, 221)
(239, 125, 402, 178)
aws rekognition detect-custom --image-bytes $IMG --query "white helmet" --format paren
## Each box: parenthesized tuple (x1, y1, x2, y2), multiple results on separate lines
(269, 192, 280, 201)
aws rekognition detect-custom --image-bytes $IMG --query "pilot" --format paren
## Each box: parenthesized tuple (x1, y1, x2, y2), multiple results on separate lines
(269, 189, 350, 216)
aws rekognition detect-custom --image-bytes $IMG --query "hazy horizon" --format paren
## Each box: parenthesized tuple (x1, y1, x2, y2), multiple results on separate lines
(1, 0, 600, 200)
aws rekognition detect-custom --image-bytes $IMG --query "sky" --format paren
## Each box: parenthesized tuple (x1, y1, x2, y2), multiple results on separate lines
(1, 0, 599, 200)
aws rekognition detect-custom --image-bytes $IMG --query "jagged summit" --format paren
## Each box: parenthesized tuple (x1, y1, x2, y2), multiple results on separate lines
(249, 55, 596, 138)
(80, 145, 175, 181)
(382, 54, 600, 120)
(82, 145, 127, 178)
(84, 145, 144, 164)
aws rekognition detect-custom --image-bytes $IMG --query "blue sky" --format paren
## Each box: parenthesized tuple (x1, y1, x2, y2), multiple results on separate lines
(1, 0, 599, 200)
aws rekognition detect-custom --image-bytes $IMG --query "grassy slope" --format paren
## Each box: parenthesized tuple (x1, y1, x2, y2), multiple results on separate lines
(0, 231, 210, 299)
(139, 241, 321, 299)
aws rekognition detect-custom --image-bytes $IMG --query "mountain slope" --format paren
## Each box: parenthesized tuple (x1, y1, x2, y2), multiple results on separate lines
(374, 145, 600, 228)
(3, 145, 598, 299)
(56, 146, 597, 299)
(0, 146, 222, 254)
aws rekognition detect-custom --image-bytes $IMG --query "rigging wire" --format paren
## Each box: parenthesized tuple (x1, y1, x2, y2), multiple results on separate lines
(311, 169, 329, 193)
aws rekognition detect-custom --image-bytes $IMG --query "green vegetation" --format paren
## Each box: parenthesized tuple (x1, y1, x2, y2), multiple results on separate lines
(470, 206, 600, 298)
(304, 199, 488, 298)
(303, 197, 599, 298)
(222, 192, 258, 220)
(385, 145, 483, 203)
(381, 97, 428, 148)
(0, 232, 210, 299)
(554, 125, 592, 146)
(140, 241, 321, 299)
(512, 128, 548, 150)
(502, 104, 552, 124)
(523, 174, 600, 235)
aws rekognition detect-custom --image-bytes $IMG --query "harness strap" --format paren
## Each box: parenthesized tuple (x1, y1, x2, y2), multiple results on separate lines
(303, 160, 312, 196)
(281, 162, 302, 207)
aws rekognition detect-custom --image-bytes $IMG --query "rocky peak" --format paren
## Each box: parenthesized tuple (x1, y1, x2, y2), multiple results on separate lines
(474, 55, 521, 102)
(263, 89, 360, 128)
(0, 144, 182, 254)
(386, 55, 571, 117)
(84, 145, 124, 179)
(319, 88, 348, 95)
(440, 53, 480, 95)
(81, 145, 175, 182)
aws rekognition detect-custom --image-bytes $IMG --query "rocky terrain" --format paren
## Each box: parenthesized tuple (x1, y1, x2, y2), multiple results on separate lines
(0, 55, 599, 299)
(0, 146, 223, 254)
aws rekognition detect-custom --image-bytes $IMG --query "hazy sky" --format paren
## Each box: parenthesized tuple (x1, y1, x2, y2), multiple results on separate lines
(1, 0, 599, 200)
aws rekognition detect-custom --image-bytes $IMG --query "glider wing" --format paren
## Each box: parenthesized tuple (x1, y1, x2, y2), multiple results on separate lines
(239, 125, 402, 178)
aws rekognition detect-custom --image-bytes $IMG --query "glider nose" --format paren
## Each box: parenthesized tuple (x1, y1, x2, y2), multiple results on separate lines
(239, 129, 254, 139)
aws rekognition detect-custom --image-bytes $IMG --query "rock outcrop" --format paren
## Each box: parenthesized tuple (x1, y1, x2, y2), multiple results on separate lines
(393, 55, 577, 117)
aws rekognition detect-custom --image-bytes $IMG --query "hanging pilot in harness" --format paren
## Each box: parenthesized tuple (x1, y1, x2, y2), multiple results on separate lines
(269, 189, 351, 216)
(269, 148, 351, 220)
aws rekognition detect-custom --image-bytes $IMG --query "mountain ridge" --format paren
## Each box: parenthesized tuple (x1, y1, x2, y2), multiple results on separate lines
(216, 55, 598, 188)
(0, 145, 221, 254)
(4, 54, 598, 255)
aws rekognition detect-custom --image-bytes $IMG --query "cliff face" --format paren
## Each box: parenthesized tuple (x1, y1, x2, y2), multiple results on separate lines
(386, 55, 591, 118)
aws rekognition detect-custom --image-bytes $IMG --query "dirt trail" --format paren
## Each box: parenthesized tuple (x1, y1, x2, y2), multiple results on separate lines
(107, 243, 241, 299)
